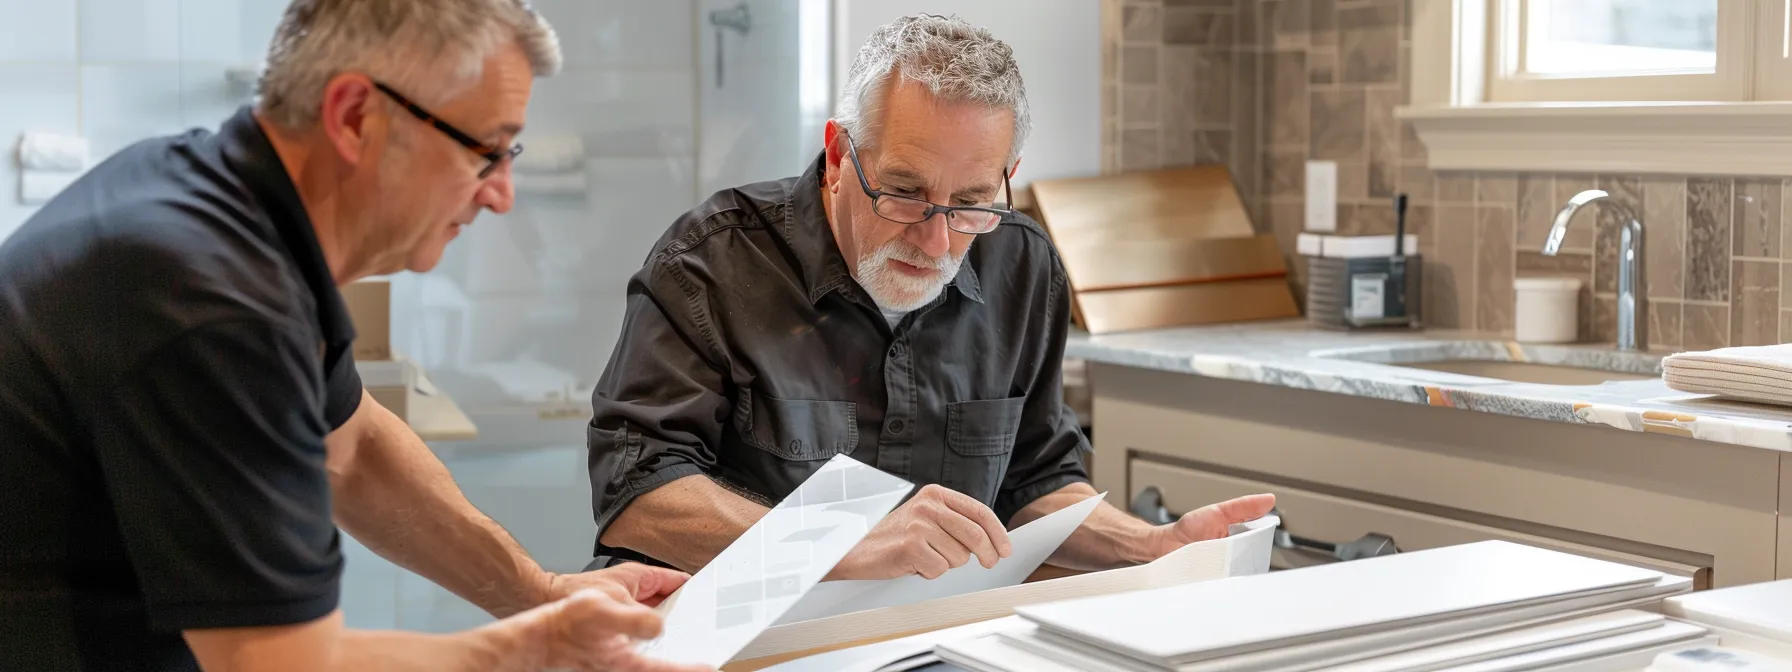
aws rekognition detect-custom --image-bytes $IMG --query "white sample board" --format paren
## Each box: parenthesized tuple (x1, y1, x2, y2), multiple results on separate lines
(1017, 540, 1665, 667)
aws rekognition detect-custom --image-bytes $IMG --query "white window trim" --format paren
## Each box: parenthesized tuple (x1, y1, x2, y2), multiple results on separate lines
(1401, 0, 1792, 176)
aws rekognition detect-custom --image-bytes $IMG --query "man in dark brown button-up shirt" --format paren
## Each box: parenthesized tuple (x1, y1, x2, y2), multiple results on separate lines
(586, 14, 1274, 581)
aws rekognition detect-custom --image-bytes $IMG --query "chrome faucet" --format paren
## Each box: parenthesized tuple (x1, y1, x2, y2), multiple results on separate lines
(1545, 189, 1646, 352)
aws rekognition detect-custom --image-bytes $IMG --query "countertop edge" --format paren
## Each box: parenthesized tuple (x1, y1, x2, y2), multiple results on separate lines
(1067, 341, 1792, 454)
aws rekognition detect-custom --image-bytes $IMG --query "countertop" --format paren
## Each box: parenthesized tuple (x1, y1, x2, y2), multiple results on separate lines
(1066, 320, 1792, 453)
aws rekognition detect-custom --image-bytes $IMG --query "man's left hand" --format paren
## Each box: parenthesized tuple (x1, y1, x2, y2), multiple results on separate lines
(1138, 493, 1277, 562)
(543, 563, 692, 609)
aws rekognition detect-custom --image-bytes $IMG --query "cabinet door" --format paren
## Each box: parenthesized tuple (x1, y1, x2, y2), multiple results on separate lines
(1132, 459, 1710, 587)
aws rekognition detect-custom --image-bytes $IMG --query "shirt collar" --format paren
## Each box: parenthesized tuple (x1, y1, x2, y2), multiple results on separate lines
(782, 152, 984, 305)
(218, 105, 357, 348)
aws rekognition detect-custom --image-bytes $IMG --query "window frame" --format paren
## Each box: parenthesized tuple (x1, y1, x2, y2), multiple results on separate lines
(1485, 0, 1752, 103)
(1402, 0, 1792, 176)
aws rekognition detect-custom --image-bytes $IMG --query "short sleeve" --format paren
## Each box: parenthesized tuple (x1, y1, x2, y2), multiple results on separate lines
(322, 348, 364, 430)
(94, 319, 341, 632)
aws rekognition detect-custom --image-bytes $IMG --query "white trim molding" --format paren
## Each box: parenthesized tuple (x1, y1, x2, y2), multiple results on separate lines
(1400, 103, 1792, 176)
(1403, 0, 1792, 176)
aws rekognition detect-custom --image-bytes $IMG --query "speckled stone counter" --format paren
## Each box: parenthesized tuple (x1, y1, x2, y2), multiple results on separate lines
(1066, 320, 1792, 452)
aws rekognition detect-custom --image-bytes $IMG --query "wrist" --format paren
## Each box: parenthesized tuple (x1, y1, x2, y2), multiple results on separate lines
(459, 616, 539, 672)
(1122, 524, 1169, 566)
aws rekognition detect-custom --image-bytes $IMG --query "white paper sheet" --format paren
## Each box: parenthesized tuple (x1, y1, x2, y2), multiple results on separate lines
(637, 455, 913, 667)
(774, 492, 1106, 625)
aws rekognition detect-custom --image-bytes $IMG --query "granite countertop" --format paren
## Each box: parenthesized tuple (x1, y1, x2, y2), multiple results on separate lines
(1066, 320, 1792, 453)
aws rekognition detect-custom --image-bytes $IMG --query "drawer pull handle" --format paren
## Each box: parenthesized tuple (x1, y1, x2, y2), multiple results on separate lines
(1270, 506, 1401, 561)
(1129, 487, 1401, 562)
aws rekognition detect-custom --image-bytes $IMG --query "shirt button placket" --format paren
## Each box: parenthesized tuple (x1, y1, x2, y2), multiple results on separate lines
(880, 337, 912, 478)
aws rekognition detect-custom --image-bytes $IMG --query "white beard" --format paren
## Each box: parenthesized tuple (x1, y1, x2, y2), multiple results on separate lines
(853, 238, 967, 312)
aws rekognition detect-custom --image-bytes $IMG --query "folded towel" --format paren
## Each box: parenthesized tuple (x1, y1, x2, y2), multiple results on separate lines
(1664, 345, 1792, 406)
(17, 132, 88, 171)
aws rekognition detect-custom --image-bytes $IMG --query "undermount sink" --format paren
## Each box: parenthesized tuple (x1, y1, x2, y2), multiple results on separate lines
(1391, 360, 1657, 386)
(1308, 340, 1664, 386)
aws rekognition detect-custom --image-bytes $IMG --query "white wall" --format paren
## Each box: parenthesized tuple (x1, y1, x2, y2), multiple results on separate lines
(833, 0, 1102, 187)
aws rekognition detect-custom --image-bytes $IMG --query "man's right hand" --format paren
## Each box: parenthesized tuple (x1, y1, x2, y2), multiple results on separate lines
(491, 588, 712, 672)
(825, 484, 1015, 581)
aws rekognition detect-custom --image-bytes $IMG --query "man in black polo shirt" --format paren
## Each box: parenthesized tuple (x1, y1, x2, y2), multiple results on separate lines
(586, 15, 1275, 581)
(0, 2, 706, 671)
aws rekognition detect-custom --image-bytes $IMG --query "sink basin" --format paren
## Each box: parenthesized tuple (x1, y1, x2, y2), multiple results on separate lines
(1307, 340, 1663, 386)
(1392, 360, 1657, 386)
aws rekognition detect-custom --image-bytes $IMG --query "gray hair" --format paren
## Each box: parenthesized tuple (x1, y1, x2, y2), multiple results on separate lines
(835, 14, 1031, 165)
(257, 0, 562, 129)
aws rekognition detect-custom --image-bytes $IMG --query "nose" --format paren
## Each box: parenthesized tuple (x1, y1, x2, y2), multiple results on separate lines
(904, 212, 952, 259)
(476, 162, 516, 215)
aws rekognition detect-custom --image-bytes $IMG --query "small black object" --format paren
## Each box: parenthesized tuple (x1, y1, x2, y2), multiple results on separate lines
(1130, 486, 1175, 525)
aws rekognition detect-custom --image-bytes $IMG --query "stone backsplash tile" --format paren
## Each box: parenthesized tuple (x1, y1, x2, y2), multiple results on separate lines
(1476, 173, 1517, 206)
(1516, 250, 1591, 276)
(1264, 0, 1309, 48)
(1266, 50, 1309, 147)
(1435, 172, 1474, 204)
(1733, 179, 1783, 259)
(1365, 89, 1400, 199)
(1124, 85, 1161, 127)
(1124, 3, 1164, 43)
(1687, 178, 1734, 303)
(1165, 6, 1234, 46)
(1309, 89, 1364, 161)
(1310, 0, 1337, 46)
(1650, 299, 1684, 349)
(1685, 303, 1731, 351)
(1641, 176, 1686, 302)
(1197, 130, 1231, 164)
(1732, 260, 1781, 346)
(1123, 45, 1159, 84)
(1476, 205, 1516, 334)
(1308, 50, 1335, 84)
(1195, 50, 1234, 124)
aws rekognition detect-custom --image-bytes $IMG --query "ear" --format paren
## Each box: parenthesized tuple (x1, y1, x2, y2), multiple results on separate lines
(318, 74, 380, 169)
(822, 119, 847, 193)
(1008, 154, 1024, 180)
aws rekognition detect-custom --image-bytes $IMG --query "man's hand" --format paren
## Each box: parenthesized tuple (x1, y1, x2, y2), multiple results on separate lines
(1137, 493, 1276, 562)
(827, 484, 1015, 581)
(544, 563, 691, 608)
(495, 590, 713, 672)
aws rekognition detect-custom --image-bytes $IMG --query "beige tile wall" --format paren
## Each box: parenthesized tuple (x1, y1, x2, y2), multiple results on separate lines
(1102, 0, 1791, 350)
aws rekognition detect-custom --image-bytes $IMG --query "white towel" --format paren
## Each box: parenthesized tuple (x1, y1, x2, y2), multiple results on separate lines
(17, 132, 88, 172)
(1663, 344, 1792, 406)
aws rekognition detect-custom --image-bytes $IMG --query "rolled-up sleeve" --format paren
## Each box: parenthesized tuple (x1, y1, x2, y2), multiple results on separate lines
(587, 258, 731, 537)
(995, 266, 1093, 523)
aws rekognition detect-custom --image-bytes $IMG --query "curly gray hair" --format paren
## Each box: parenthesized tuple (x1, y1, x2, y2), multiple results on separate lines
(835, 14, 1031, 165)
(257, 0, 562, 130)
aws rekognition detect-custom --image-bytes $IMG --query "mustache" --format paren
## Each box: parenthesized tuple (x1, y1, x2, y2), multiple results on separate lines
(878, 243, 950, 270)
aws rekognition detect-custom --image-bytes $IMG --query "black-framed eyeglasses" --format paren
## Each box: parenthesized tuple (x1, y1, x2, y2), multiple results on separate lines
(843, 131, 1013, 235)
(373, 81, 522, 179)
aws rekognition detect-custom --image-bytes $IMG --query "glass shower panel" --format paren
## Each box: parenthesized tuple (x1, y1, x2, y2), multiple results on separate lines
(697, 0, 832, 197)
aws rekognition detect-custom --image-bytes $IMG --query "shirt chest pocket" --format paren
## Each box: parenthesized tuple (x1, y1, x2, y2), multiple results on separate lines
(943, 396, 1028, 508)
(739, 390, 859, 461)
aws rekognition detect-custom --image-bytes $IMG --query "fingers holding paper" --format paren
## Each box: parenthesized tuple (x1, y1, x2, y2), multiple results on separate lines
(546, 562, 692, 608)
(827, 484, 1015, 581)
(522, 589, 715, 672)
(1146, 493, 1277, 560)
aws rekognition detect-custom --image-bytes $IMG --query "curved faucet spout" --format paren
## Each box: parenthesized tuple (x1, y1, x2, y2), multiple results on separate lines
(1544, 189, 1647, 351)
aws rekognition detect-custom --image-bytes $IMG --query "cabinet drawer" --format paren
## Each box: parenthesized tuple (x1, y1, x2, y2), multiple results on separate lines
(1131, 458, 1709, 587)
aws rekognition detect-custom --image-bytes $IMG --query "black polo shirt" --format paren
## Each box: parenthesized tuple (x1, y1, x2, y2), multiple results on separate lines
(0, 106, 362, 671)
(587, 154, 1091, 568)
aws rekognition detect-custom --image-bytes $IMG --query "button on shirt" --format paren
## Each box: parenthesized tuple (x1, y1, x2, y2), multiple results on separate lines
(587, 155, 1091, 567)
(0, 107, 362, 671)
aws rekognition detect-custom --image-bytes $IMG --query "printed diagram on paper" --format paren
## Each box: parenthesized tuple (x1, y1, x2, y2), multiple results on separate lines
(638, 454, 913, 667)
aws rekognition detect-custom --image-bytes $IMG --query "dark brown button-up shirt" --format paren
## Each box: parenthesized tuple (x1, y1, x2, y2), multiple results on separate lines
(586, 155, 1090, 567)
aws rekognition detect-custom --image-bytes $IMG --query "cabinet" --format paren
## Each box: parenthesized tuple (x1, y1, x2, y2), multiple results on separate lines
(1088, 363, 1780, 588)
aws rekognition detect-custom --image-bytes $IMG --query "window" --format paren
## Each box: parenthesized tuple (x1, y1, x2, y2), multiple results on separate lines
(1403, 0, 1792, 176)
(1489, 0, 1741, 102)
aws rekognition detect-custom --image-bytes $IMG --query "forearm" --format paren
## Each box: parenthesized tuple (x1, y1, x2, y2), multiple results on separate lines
(599, 475, 768, 573)
(1015, 483, 1157, 572)
(329, 398, 546, 618)
(186, 612, 518, 672)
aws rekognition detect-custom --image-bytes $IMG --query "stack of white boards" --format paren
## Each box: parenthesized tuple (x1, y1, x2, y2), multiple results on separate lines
(936, 540, 1701, 672)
